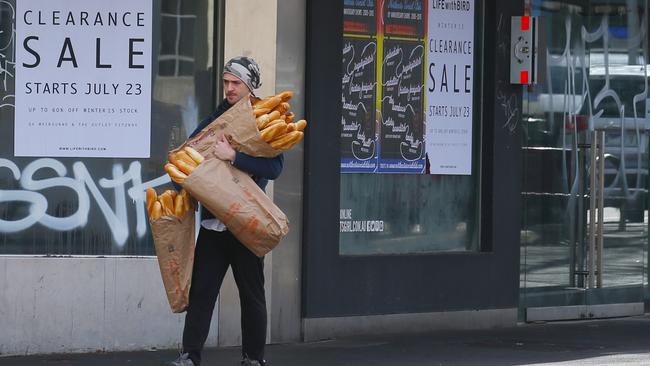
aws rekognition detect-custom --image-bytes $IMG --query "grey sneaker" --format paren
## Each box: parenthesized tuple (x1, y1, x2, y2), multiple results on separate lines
(240, 357, 265, 366)
(161, 352, 195, 366)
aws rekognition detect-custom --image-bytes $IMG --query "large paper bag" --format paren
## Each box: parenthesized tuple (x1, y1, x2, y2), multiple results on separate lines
(173, 96, 282, 158)
(150, 211, 195, 313)
(182, 158, 289, 257)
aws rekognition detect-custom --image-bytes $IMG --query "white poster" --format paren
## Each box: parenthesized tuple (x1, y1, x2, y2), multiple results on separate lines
(426, 0, 474, 175)
(15, 0, 152, 158)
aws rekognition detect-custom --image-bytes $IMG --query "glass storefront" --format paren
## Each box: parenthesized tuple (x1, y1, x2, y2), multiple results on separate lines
(338, 0, 484, 255)
(0, 0, 217, 255)
(520, 0, 649, 317)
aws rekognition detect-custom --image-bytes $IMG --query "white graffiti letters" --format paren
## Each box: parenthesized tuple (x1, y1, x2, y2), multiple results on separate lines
(0, 159, 48, 233)
(21, 158, 90, 231)
(0, 158, 171, 246)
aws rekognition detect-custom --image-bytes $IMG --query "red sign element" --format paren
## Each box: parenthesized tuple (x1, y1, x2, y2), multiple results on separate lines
(521, 16, 530, 31)
(385, 24, 417, 36)
(344, 21, 370, 34)
(520, 70, 529, 84)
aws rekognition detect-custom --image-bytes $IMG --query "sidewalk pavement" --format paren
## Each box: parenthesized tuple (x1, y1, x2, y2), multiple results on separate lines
(2, 315, 650, 366)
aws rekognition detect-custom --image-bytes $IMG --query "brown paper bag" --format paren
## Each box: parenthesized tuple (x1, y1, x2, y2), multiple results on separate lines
(182, 158, 289, 257)
(150, 211, 195, 313)
(172, 96, 281, 158)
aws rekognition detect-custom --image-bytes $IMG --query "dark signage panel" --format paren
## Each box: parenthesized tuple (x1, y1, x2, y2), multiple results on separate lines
(379, 40, 425, 172)
(343, 0, 377, 35)
(383, 0, 425, 38)
(341, 37, 378, 172)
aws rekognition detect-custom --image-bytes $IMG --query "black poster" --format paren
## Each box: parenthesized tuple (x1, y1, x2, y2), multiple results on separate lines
(341, 37, 378, 172)
(379, 40, 425, 172)
(383, 0, 425, 38)
(343, 0, 376, 35)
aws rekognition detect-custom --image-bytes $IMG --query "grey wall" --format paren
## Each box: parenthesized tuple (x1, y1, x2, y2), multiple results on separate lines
(270, 0, 306, 344)
(0, 257, 218, 355)
(214, 0, 306, 346)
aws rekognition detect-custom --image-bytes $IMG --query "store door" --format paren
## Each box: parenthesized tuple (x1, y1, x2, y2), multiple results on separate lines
(520, 0, 648, 321)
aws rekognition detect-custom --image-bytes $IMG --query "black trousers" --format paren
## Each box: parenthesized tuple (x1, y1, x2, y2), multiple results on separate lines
(182, 228, 266, 365)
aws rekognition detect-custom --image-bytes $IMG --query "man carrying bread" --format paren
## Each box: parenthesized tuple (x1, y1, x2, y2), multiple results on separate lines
(163, 56, 282, 366)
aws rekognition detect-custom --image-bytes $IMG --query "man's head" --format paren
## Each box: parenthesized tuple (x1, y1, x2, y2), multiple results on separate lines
(223, 56, 261, 104)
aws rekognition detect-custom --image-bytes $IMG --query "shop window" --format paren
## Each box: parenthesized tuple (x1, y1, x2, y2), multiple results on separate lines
(0, 0, 217, 255)
(159, 0, 197, 77)
(339, 0, 483, 255)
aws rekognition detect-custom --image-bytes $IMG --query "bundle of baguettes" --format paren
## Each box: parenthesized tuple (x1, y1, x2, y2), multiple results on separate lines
(160, 94, 293, 258)
(164, 146, 205, 184)
(171, 93, 299, 159)
(146, 186, 196, 313)
(146, 188, 194, 220)
(252, 91, 307, 152)
(164, 137, 288, 257)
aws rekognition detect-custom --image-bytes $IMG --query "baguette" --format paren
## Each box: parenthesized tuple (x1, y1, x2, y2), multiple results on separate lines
(168, 151, 180, 166)
(272, 102, 290, 115)
(151, 201, 162, 220)
(180, 189, 193, 211)
(260, 123, 288, 142)
(295, 119, 307, 131)
(175, 151, 197, 168)
(260, 119, 286, 131)
(168, 189, 177, 201)
(256, 114, 271, 129)
(175, 160, 196, 175)
(285, 112, 295, 124)
(145, 187, 157, 213)
(254, 107, 271, 117)
(174, 194, 184, 218)
(253, 96, 270, 107)
(270, 131, 303, 150)
(184, 146, 204, 165)
(165, 163, 187, 184)
(277, 91, 293, 102)
(159, 193, 174, 217)
(258, 111, 282, 129)
(256, 96, 282, 110)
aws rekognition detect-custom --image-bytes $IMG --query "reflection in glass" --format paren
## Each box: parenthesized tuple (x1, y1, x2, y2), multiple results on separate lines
(520, 0, 648, 312)
(340, 174, 479, 255)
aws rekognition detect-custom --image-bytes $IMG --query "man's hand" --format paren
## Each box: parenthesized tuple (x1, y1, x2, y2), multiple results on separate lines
(213, 134, 236, 163)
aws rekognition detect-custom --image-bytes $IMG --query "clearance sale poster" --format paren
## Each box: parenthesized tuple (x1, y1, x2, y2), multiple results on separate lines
(14, 0, 153, 158)
(341, 0, 475, 175)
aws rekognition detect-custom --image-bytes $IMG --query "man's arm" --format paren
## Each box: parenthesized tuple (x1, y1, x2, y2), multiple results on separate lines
(212, 133, 284, 180)
(232, 152, 284, 180)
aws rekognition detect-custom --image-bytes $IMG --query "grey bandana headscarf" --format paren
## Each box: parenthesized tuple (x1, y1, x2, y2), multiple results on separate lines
(223, 56, 262, 93)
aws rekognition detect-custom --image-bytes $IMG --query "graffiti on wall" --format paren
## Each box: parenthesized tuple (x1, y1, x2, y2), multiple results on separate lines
(0, 0, 162, 249)
(0, 158, 171, 246)
(0, 0, 15, 109)
(0, 0, 212, 253)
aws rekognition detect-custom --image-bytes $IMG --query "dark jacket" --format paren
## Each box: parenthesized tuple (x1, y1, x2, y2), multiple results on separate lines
(184, 98, 284, 222)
